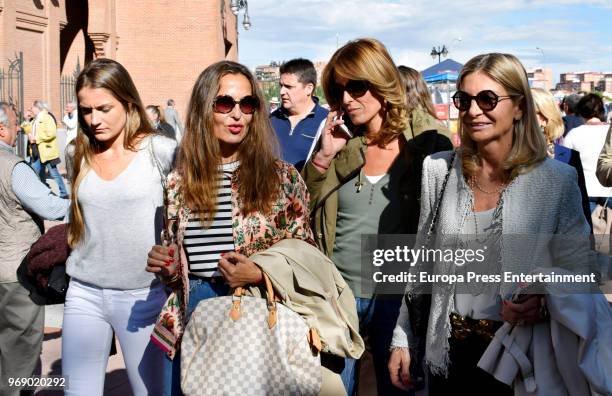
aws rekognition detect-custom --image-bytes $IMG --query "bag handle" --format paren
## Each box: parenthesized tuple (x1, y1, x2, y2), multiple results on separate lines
(148, 137, 171, 245)
(406, 151, 455, 303)
(229, 272, 278, 329)
(426, 151, 456, 238)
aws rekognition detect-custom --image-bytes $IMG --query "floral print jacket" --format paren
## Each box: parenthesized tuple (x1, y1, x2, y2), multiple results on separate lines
(151, 161, 315, 358)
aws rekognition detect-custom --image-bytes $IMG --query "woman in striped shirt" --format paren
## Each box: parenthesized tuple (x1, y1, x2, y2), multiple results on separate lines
(145, 60, 314, 396)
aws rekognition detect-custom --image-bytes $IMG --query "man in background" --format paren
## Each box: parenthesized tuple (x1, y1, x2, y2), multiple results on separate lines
(29, 100, 68, 198)
(269, 97, 280, 113)
(164, 99, 183, 143)
(63, 101, 78, 144)
(562, 93, 584, 136)
(0, 102, 69, 395)
(270, 58, 328, 171)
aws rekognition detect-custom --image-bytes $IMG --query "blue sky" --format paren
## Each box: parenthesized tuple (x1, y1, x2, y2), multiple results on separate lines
(237, 0, 612, 83)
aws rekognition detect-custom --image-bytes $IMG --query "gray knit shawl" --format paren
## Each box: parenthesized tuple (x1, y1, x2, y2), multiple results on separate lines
(409, 149, 593, 376)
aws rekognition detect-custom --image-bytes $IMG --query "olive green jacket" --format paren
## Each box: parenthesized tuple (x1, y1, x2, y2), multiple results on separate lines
(302, 108, 452, 257)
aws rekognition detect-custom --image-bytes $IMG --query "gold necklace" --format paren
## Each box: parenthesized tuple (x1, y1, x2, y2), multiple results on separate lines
(469, 175, 507, 195)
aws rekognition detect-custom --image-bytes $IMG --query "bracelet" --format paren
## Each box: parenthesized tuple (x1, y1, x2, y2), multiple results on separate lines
(162, 272, 181, 287)
(389, 346, 409, 352)
(312, 157, 330, 170)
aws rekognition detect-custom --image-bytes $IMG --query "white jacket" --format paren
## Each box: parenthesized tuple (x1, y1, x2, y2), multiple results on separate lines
(478, 273, 612, 396)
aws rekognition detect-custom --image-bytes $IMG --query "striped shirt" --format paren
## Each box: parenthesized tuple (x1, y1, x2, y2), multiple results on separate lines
(183, 161, 238, 278)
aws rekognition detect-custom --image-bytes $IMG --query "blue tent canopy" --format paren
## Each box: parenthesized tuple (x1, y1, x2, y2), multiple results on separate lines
(421, 58, 463, 78)
(424, 72, 458, 83)
(422, 59, 463, 83)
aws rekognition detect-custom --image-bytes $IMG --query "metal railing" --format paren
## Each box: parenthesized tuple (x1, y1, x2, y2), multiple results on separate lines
(60, 60, 80, 115)
(0, 52, 25, 157)
(60, 74, 77, 114)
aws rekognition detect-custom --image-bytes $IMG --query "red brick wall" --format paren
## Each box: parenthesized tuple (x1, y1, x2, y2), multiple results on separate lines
(17, 27, 45, 110)
(115, 0, 238, 116)
(1, 0, 239, 120)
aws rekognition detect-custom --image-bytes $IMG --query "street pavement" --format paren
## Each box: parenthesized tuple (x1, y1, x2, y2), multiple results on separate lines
(38, 314, 133, 395)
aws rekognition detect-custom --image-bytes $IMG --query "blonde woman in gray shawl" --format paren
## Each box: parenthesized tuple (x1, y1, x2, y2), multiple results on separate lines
(388, 53, 593, 394)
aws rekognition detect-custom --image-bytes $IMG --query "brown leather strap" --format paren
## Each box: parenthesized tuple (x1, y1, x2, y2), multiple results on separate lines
(307, 328, 322, 353)
(263, 273, 277, 329)
(229, 272, 278, 327)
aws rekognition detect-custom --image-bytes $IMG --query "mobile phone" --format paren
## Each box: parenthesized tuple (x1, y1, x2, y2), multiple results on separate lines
(333, 115, 353, 138)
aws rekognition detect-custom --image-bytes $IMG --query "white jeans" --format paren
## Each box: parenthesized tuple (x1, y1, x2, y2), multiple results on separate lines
(62, 279, 166, 396)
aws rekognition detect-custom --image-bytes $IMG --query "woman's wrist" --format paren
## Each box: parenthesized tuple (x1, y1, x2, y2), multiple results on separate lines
(253, 268, 264, 285)
(389, 345, 409, 352)
(312, 151, 333, 170)
(161, 273, 181, 288)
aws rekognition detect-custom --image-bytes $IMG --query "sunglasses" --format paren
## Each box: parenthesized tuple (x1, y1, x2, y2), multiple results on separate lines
(452, 90, 514, 112)
(332, 80, 370, 100)
(212, 95, 259, 115)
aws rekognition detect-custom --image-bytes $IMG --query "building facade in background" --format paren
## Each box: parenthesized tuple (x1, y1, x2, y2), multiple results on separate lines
(556, 71, 612, 93)
(527, 68, 553, 90)
(255, 60, 328, 107)
(0, 0, 239, 120)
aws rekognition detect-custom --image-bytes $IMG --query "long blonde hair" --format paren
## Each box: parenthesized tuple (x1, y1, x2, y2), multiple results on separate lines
(458, 53, 547, 179)
(321, 38, 407, 147)
(178, 61, 280, 224)
(531, 88, 563, 143)
(68, 58, 155, 247)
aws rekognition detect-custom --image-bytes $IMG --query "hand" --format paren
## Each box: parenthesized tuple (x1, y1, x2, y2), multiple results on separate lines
(388, 347, 411, 391)
(28, 133, 35, 143)
(146, 244, 179, 278)
(218, 251, 263, 288)
(501, 295, 542, 326)
(315, 110, 351, 167)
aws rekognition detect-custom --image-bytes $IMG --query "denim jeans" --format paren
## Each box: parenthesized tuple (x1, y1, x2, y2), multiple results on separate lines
(62, 279, 166, 396)
(30, 158, 68, 198)
(340, 296, 413, 396)
(163, 278, 229, 396)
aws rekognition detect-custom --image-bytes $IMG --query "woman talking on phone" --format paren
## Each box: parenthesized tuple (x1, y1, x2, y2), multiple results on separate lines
(302, 38, 451, 395)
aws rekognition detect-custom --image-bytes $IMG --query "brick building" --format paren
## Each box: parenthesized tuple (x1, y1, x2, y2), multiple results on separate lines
(255, 60, 328, 104)
(0, 0, 239, 119)
(556, 71, 607, 92)
(255, 62, 281, 82)
(597, 75, 612, 93)
(527, 68, 553, 90)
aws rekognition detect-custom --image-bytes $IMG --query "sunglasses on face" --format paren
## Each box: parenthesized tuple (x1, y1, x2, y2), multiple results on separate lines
(212, 95, 258, 115)
(332, 80, 370, 100)
(452, 90, 514, 112)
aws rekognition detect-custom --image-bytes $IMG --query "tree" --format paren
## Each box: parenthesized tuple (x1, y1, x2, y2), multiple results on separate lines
(314, 86, 327, 105)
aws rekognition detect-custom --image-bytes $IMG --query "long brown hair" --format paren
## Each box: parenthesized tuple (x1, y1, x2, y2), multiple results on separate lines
(178, 61, 280, 224)
(457, 53, 546, 179)
(398, 65, 437, 117)
(68, 58, 155, 247)
(321, 38, 407, 147)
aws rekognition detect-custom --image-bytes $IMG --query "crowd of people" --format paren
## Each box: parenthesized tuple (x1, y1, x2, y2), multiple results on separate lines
(0, 37, 611, 396)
